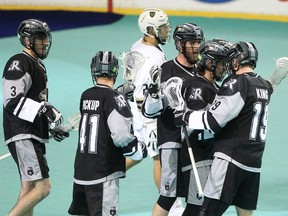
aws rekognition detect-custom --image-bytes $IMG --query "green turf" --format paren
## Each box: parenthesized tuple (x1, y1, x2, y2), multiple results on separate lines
(1, 14, 288, 215)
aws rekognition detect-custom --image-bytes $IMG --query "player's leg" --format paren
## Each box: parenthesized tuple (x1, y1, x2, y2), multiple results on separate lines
(199, 197, 230, 216)
(233, 168, 260, 216)
(8, 139, 51, 216)
(152, 148, 183, 216)
(9, 179, 51, 216)
(182, 165, 211, 216)
(235, 207, 253, 216)
(153, 195, 176, 216)
(152, 154, 161, 189)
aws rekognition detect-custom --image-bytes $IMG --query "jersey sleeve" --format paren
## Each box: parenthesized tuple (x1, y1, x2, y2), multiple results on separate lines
(107, 92, 137, 147)
(2, 55, 42, 123)
(187, 76, 245, 133)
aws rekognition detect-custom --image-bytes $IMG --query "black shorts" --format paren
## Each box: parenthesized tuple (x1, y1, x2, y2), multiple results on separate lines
(204, 157, 260, 210)
(68, 179, 119, 216)
(8, 139, 49, 181)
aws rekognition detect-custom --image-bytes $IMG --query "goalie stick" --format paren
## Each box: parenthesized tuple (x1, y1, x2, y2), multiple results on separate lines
(163, 77, 204, 199)
(268, 57, 288, 90)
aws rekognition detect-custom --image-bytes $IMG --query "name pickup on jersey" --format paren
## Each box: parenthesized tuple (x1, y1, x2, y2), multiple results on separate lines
(82, 100, 100, 111)
(256, 88, 268, 100)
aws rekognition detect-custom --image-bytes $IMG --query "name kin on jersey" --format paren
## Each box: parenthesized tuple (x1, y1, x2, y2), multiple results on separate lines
(256, 88, 268, 100)
(82, 100, 100, 110)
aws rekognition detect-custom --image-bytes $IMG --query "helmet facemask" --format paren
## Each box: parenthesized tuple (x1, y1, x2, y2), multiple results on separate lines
(29, 33, 52, 60)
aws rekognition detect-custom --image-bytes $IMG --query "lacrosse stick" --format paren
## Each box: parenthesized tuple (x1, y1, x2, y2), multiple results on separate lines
(120, 51, 145, 84)
(0, 113, 81, 161)
(0, 152, 11, 160)
(268, 57, 288, 90)
(163, 77, 204, 199)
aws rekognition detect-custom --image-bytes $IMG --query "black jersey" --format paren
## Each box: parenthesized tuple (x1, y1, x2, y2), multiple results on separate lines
(190, 72, 273, 169)
(157, 58, 195, 148)
(73, 84, 137, 185)
(181, 75, 218, 169)
(2, 52, 49, 144)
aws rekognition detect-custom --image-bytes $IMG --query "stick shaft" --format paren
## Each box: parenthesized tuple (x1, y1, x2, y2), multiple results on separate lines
(183, 127, 204, 199)
(0, 153, 11, 160)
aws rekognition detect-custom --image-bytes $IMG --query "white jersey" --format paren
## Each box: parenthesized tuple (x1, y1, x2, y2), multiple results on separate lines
(131, 38, 166, 102)
(129, 38, 166, 156)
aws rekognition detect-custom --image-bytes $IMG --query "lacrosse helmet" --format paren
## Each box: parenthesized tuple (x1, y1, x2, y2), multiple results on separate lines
(198, 40, 229, 81)
(227, 41, 258, 74)
(173, 23, 204, 64)
(138, 8, 171, 45)
(17, 19, 52, 60)
(91, 51, 119, 80)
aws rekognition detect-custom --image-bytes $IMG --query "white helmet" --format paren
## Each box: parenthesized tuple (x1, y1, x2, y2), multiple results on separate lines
(138, 8, 171, 44)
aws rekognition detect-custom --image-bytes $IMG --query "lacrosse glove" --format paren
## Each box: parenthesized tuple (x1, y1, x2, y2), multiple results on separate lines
(50, 128, 70, 142)
(123, 140, 147, 161)
(147, 83, 160, 99)
(174, 110, 192, 127)
(116, 83, 135, 101)
(39, 102, 63, 129)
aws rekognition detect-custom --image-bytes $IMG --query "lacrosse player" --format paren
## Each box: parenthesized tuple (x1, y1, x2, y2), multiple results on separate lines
(175, 42, 273, 216)
(143, 23, 205, 216)
(180, 39, 232, 215)
(2, 19, 68, 216)
(125, 7, 171, 202)
(68, 51, 147, 216)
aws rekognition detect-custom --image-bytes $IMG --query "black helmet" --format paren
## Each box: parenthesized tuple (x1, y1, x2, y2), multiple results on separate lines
(173, 23, 204, 46)
(198, 40, 229, 81)
(17, 19, 52, 60)
(91, 51, 119, 80)
(227, 41, 258, 73)
(173, 23, 204, 64)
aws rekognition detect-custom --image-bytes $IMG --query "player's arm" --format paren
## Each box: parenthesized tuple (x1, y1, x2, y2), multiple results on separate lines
(3, 65, 63, 128)
(108, 94, 147, 160)
(2, 66, 43, 123)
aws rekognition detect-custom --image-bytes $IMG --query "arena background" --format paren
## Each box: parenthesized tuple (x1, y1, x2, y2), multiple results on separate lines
(1, 0, 288, 215)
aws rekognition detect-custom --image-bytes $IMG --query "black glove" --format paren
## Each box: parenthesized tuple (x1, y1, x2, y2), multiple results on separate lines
(50, 129, 70, 142)
(116, 83, 135, 101)
(147, 83, 159, 99)
(39, 102, 63, 128)
(174, 110, 192, 127)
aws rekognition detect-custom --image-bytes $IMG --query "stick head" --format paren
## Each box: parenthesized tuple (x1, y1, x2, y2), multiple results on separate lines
(162, 77, 185, 111)
(120, 51, 145, 83)
(269, 57, 288, 90)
